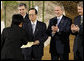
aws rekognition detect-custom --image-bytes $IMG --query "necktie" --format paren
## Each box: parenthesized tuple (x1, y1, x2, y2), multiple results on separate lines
(81, 16, 83, 24)
(57, 18, 60, 26)
(32, 24, 35, 34)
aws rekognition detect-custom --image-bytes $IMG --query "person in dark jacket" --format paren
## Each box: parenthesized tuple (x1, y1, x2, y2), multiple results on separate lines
(71, 1, 83, 60)
(22, 8, 48, 60)
(18, 3, 30, 23)
(46, 3, 72, 60)
(1, 14, 27, 60)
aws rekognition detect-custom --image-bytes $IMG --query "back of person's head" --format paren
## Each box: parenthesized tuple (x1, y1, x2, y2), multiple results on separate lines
(11, 14, 24, 26)
(18, 3, 27, 8)
(28, 8, 38, 15)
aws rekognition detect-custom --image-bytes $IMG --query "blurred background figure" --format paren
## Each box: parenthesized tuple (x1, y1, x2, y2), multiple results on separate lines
(18, 3, 30, 23)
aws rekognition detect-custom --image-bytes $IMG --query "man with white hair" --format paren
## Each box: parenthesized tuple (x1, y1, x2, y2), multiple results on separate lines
(47, 3, 72, 60)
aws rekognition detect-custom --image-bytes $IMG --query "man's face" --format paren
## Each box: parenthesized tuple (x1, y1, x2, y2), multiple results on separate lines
(54, 6, 63, 17)
(18, 6, 27, 16)
(29, 10, 37, 22)
(77, 6, 83, 16)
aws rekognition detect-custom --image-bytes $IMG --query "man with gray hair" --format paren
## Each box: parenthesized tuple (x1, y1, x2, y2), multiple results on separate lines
(71, 1, 83, 60)
(47, 3, 72, 60)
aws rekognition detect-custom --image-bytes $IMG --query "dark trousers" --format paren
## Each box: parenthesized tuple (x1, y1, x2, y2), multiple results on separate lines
(22, 46, 42, 60)
(24, 55, 42, 60)
(74, 50, 83, 60)
(51, 53, 69, 60)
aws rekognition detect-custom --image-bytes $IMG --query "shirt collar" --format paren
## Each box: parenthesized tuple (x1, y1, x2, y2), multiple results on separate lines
(81, 16, 83, 18)
(23, 14, 27, 18)
(31, 19, 37, 25)
(57, 15, 63, 20)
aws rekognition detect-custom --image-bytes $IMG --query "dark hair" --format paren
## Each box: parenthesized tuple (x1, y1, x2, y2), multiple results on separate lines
(11, 14, 24, 26)
(28, 8, 38, 15)
(18, 3, 27, 8)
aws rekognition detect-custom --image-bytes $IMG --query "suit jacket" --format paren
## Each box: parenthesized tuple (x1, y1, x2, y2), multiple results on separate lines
(23, 13, 30, 24)
(73, 15, 83, 58)
(1, 25, 27, 60)
(22, 20, 48, 58)
(47, 15, 72, 55)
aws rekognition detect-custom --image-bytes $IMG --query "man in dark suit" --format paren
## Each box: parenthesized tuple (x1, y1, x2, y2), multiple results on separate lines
(71, 2, 83, 60)
(18, 3, 30, 23)
(47, 3, 72, 60)
(22, 8, 48, 60)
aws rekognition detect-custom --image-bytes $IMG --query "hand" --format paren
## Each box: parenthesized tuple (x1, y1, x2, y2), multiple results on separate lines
(71, 24, 75, 30)
(51, 25, 58, 33)
(33, 40, 40, 45)
(75, 25, 80, 32)
(71, 24, 76, 33)
(71, 24, 79, 33)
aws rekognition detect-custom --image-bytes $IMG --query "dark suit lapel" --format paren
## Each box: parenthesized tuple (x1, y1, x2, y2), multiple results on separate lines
(74, 15, 81, 26)
(58, 15, 65, 28)
(28, 22, 33, 35)
(78, 16, 81, 26)
(34, 21, 39, 36)
(25, 13, 30, 23)
(25, 13, 28, 19)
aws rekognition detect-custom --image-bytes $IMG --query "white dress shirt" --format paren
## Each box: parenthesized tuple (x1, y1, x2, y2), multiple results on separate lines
(23, 14, 27, 18)
(31, 20, 37, 34)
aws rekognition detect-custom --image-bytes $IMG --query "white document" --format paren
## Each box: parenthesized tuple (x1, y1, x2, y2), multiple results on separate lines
(21, 42, 34, 48)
